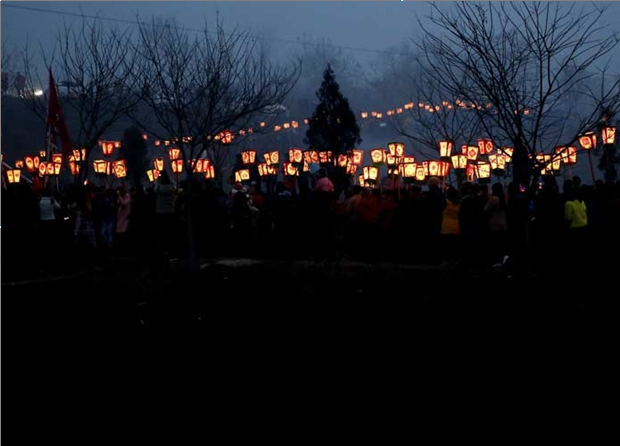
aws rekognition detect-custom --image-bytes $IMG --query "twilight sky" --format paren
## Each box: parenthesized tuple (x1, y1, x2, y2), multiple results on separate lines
(1, 1, 435, 61)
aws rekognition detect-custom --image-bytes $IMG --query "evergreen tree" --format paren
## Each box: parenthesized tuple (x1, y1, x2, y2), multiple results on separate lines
(119, 126, 148, 186)
(304, 65, 361, 193)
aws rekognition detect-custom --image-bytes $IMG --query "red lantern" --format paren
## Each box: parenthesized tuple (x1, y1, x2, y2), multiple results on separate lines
(401, 163, 417, 178)
(46, 163, 55, 176)
(242, 150, 257, 165)
(168, 147, 181, 160)
(171, 159, 183, 174)
(204, 164, 215, 179)
(154, 158, 164, 171)
(6, 169, 21, 183)
(101, 141, 117, 156)
(602, 126, 616, 145)
(318, 151, 333, 164)
(477, 138, 493, 155)
(415, 166, 426, 181)
(369, 148, 386, 164)
(351, 149, 364, 165)
(288, 148, 303, 164)
(362, 166, 379, 182)
(283, 162, 299, 177)
(476, 162, 491, 179)
(24, 156, 35, 172)
(438, 140, 453, 158)
(93, 160, 107, 174)
(465, 145, 479, 161)
(304, 150, 319, 164)
(69, 162, 80, 176)
(387, 142, 405, 157)
(220, 130, 234, 144)
(579, 132, 597, 150)
(451, 154, 467, 170)
(113, 159, 127, 178)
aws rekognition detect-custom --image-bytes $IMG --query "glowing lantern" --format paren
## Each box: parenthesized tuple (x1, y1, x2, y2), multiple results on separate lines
(154, 140, 161, 147)
(283, 123, 290, 130)
(336, 154, 348, 168)
(303, 161, 310, 172)
(38, 162, 47, 176)
(92, 160, 108, 175)
(401, 163, 417, 178)
(501, 147, 513, 162)
(438, 140, 453, 158)
(451, 154, 467, 170)
(46, 163, 55, 176)
(265, 151, 279, 165)
(428, 160, 441, 177)
(54, 163, 61, 175)
(171, 159, 183, 174)
(361, 112, 368, 119)
(292, 121, 299, 128)
(346, 164, 357, 175)
(488, 154, 499, 170)
(283, 162, 299, 177)
(440, 161, 450, 177)
(52, 154, 62, 164)
(386, 153, 397, 166)
(235, 169, 250, 182)
(396, 108, 403, 114)
(72, 149, 82, 161)
(551, 156, 561, 171)
(387, 142, 405, 157)
(497, 154, 507, 170)
(415, 166, 426, 181)
(168, 147, 181, 160)
(220, 130, 234, 144)
(242, 150, 257, 165)
(146, 169, 160, 182)
(476, 162, 491, 179)
(579, 132, 597, 150)
(465, 145, 479, 161)
(402, 155, 415, 164)
(14, 159, 24, 168)
(113, 159, 127, 178)
(602, 126, 616, 145)
(351, 150, 364, 165)
(370, 148, 386, 164)
(154, 158, 164, 171)
(258, 163, 277, 177)
(288, 148, 303, 164)
(24, 156, 36, 172)
(363, 166, 379, 182)
(204, 165, 215, 179)
(6, 169, 21, 183)
(358, 175, 366, 187)
(39, 150, 47, 158)
(318, 151, 333, 164)
(68, 162, 80, 176)
(477, 138, 493, 155)
(101, 141, 117, 156)
(562, 146, 577, 165)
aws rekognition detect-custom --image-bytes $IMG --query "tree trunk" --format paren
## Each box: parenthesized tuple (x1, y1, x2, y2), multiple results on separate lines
(512, 139, 531, 189)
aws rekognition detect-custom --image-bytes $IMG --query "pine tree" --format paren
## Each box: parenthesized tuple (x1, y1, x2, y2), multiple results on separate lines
(304, 65, 361, 192)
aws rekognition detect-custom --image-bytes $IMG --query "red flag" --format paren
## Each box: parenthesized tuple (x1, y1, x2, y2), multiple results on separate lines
(46, 68, 72, 159)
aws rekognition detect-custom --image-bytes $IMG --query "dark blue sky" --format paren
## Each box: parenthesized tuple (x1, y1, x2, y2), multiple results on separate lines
(1, 1, 434, 61)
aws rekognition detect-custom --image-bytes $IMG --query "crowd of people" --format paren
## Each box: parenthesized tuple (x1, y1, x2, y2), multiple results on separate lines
(3, 168, 620, 277)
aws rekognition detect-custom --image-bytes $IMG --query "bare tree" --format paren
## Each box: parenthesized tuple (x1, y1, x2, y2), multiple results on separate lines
(133, 16, 300, 181)
(416, 1, 620, 187)
(21, 17, 141, 181)
(132, 16, 300, 269)
(371, 44, 484, 159)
